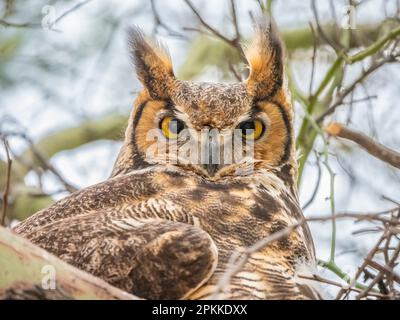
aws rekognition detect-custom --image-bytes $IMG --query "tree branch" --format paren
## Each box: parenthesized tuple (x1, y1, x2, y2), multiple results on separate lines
(1, 139, 12, 226)
(0, 226, 138, 299)
(325, 122, 400, 169)
(0, 114, 128, 220)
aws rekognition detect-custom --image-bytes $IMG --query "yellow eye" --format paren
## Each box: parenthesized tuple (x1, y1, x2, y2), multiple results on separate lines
(160, 116, 185, 139)
(238, 119, 265, 140)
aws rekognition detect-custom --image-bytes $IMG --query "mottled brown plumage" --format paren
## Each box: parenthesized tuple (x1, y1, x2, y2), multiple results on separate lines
(14, 20, 319, 300)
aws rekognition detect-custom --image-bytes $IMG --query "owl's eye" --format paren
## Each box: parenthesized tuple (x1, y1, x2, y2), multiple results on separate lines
(160, 116, 185, 139)
(238, 119, 265, 140)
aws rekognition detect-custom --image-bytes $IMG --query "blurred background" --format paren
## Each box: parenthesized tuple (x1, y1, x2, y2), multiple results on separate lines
(0, 0, 399, 298)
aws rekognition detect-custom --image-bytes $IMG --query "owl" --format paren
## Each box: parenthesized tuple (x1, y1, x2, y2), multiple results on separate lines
(13, 21, 318, 300)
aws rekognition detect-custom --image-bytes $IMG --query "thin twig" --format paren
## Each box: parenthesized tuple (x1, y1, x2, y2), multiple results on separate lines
(308, 22, 318, 97)
(325, 122, 400, 169)
(0, 20, 40, 28)
(183, 0, 235, 45)
(2, 131, 77, 193)
(30, 147, 78, 193)
(150, 0, 185, 38)
(228, 62, 242, 81)
(230, 0, 240, 42)
(302, 153, 322, 210)
(349, 25, 400, 63)
(0, 0, 94, 30)
(211, 219, 303, 299)
(183, 0, 245, 58)
(366, 259, 400, 284)
(323, 159, 337, 262)
(50, 0, 94, 29)
(344, 95, 378, 105)
(317, 56, 398, 122)
(311, 0, 343, 53)
(338, 232, 388, 299)
(297, 274, 389, 298)
(356, 242, 400, 299)
(212, 212, 399, 298)
(1, 139, 12, 226)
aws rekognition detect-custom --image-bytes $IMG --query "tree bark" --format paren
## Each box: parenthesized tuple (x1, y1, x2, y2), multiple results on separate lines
(0, 226, 138, 299)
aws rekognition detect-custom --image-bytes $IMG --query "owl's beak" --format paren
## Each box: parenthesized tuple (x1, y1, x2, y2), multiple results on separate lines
(197, 127, 229, 177)
(202, 135, 221, 177)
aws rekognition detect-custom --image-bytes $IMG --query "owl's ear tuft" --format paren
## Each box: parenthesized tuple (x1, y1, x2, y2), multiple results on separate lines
(127, 27, 175, 99)
(244, 18, 284, 100)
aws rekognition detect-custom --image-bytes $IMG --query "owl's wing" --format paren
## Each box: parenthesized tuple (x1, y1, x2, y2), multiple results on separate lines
(14, 170, 219, 299)
(14, 169, 164, 237)
(23, 212, 218, 299)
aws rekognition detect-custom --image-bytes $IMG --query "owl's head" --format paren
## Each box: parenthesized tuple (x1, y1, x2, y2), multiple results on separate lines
(112, 21, 296, 183)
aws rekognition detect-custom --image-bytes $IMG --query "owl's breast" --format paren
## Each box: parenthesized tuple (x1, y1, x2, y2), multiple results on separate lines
(160, 170, 312, 263)
(145, 171, 298, 246)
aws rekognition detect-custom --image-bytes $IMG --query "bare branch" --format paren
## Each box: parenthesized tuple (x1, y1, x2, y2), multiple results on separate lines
(183, 0, 234, 45)
(324, 123, 400, 169)
(211, 211, 400, 299)
(0, 20, 39, 28)
(50, 0, 94, 29)
(1, 139, 12, 226)
(228, 62, 242, 81)
(2, 131, 78, 193)
(308, 22, 318, 97)
(317, 56, 398, 122)
(0, 0, 94, 30)
(302, 152, 322, 210)
(182, 0, 244, 58)
(229, 0, 240, 42)
(297, 274, 389, 298)
(311, 0, 343, 53)
(0, 226, 139, 299)
(150, 0, 186, 38)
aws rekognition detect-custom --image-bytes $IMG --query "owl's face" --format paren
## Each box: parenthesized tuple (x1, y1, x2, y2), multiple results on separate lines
(116, 24, 295, 180)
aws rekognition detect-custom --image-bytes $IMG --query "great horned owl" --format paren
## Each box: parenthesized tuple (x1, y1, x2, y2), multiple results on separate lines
(14, 21, 318, 300)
